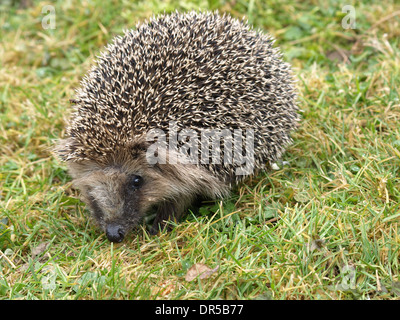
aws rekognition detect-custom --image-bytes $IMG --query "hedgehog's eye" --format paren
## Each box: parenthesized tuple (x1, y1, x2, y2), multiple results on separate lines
(129, 175, 143, 190)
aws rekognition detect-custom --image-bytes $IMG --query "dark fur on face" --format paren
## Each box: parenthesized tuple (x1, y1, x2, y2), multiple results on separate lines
(63, 140, 229, 242)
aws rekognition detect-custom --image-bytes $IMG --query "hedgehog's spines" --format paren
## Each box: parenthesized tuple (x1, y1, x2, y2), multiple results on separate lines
(58, 11, 299, 183)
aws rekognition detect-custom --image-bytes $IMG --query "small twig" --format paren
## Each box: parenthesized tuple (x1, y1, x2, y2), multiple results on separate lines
(351, 10, 400, 54)
(369, 10, 400, 31)
(288, 33, 320, 46)
(265, 217, 278, 224)
(0, 250, 16, 269)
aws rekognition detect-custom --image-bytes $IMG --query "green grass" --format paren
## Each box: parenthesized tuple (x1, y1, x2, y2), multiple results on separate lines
(1, 0, 399, 300)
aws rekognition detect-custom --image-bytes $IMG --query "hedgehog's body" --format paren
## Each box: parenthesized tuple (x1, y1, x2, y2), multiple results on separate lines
(57, 12, 299, 242)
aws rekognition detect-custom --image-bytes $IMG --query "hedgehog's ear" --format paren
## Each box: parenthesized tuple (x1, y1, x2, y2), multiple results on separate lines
(66, 160, 102, 180)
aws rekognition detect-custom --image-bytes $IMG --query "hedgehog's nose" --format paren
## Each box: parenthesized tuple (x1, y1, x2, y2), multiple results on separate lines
(106, 224, 125, 243)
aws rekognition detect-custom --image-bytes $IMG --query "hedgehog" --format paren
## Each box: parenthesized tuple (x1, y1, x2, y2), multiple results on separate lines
(56, 11, 299, 243)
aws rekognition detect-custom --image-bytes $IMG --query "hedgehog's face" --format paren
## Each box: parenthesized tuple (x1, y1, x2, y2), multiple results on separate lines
(85, 170, 145, 242)
(64, 147, 230, 243)
(68, 162, 162, 243)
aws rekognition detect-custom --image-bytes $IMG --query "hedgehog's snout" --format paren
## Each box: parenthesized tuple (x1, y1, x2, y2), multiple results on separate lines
(106, 223, 125, 243)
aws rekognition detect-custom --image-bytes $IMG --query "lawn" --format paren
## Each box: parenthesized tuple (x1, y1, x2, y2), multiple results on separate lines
(0, 0, 399, 300)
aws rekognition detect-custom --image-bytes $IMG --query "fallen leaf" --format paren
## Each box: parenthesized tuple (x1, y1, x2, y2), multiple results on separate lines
(185, 263, 219, 282)
(326, 47, 351, 64)
(308, 239, 325, 252)
(152, 280, 176, 297)
(31, 242, 49, 258)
